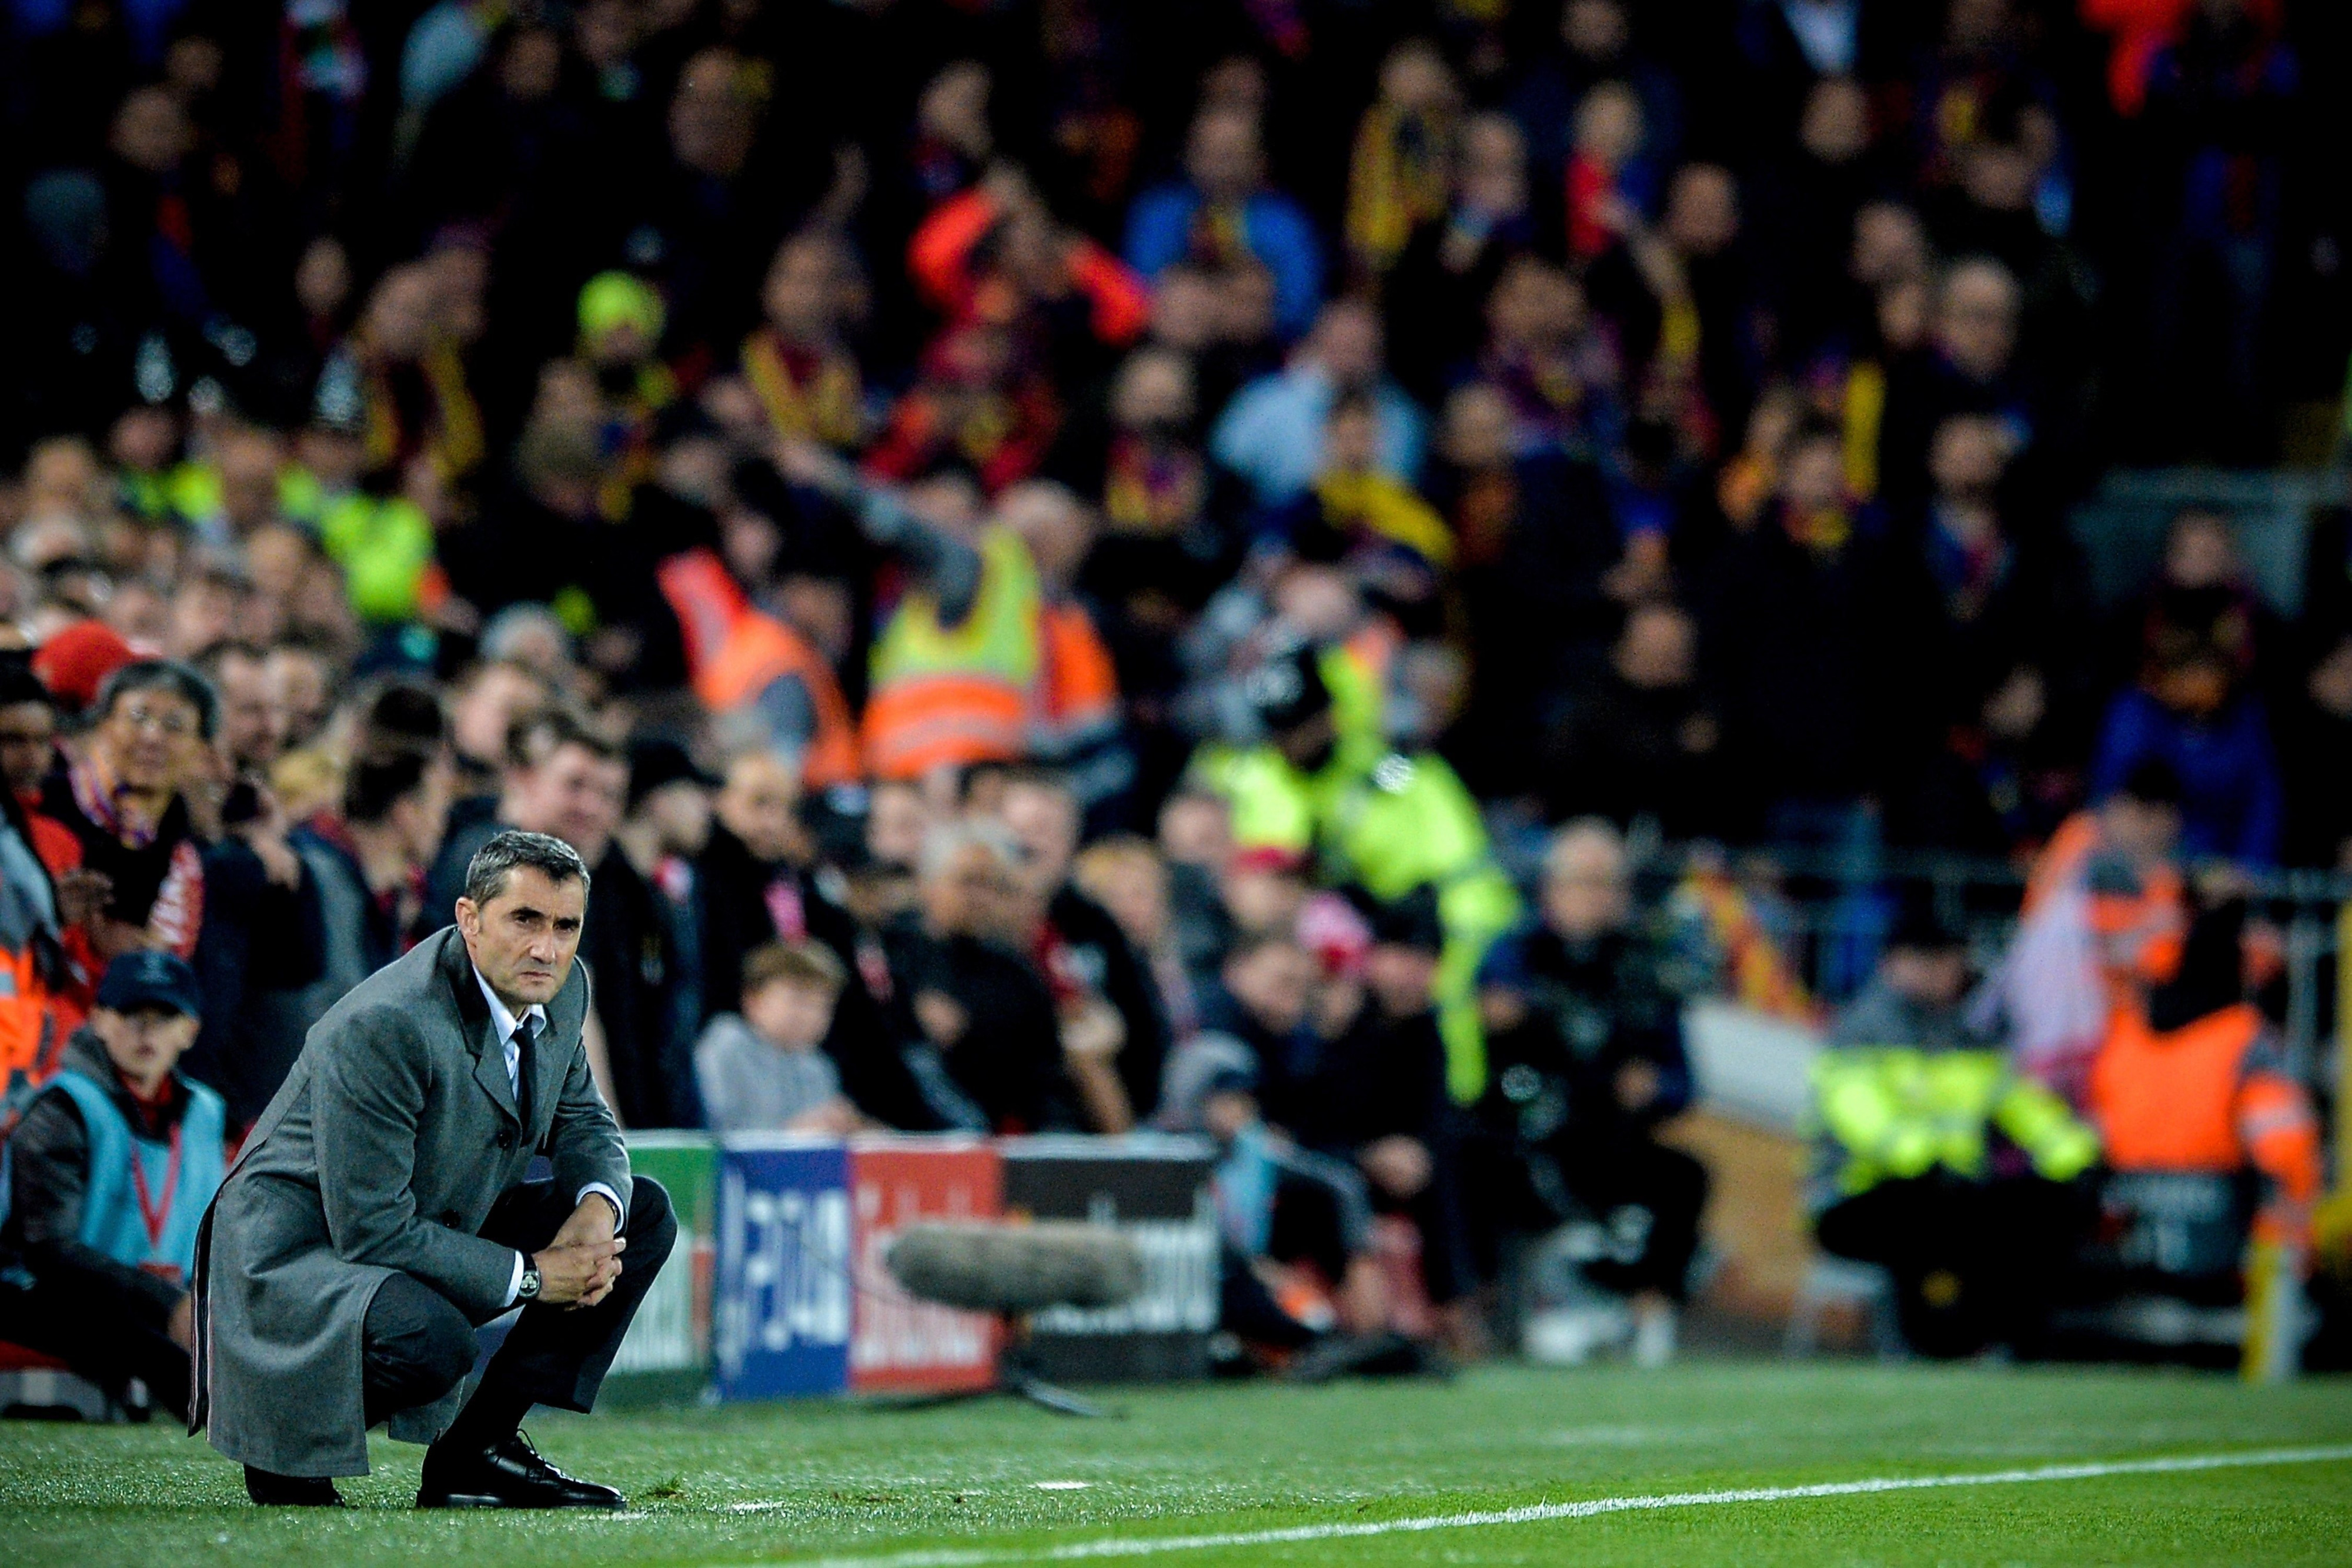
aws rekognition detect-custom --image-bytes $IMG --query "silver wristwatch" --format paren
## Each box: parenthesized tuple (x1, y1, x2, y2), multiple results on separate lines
(517, 1259, 543, 1302)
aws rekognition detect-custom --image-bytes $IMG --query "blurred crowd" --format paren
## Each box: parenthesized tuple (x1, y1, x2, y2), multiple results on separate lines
(1, 0, 2349, 1382)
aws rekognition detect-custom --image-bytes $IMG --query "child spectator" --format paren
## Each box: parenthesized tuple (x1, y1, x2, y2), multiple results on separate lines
(694, 941, 864, 1136)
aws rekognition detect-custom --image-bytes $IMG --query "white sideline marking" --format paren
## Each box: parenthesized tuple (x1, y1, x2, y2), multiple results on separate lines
(750, 1443, 2352, 1567)
(1031, 1482, 1091, 1492)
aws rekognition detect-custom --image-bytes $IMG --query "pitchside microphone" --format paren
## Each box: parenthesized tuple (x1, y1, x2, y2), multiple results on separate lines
(884, 1221, 1145, 1314)
(881, 1221, 1146, 1417)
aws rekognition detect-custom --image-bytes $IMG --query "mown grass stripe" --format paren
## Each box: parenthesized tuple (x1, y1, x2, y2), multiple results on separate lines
(761, 1443, 2352, 1567)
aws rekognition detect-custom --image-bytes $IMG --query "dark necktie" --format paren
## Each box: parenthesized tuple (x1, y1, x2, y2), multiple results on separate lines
(511, 1014, 539, 1139)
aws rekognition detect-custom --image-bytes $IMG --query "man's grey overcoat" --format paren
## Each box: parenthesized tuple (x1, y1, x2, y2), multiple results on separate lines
(191, 927, 627, 1477)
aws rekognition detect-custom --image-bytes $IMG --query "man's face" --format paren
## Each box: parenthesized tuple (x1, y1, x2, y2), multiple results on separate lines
(1187, 109, 1260, 202)
(215, 653, 287, 772)
(392, 758, 457, 866)
(99, 685, 203, 794)
(167, 579, 238, 658)
(922, 842, 1013, 938)
(867, 782, 931, 868)
(1226, 941, 1315, 1036)
(457, 865, 588, 1007)
(1937, 268, 2017, 382)
(1542, 845, 1629, 941)
(1312, 304, 1382, 386)
(92, 1004, 198, 1089)
(999, 783, 1079, 898)
(519, 743, 627, 862)
(1201, 1086, 1256, 1144)
(1366, 943, 1439, 1017)
(669, 51, 756, 176)
(2163, 514, 2236, 589)
(763, 243, 835, 339)
(265, 648, 330, 745)
(1615, 607, 1694, 690)
(717, 753, 801, 862)
(452, 665, 543, 767)
(641, 779, 714, 857)
(0, 701, 55, 798)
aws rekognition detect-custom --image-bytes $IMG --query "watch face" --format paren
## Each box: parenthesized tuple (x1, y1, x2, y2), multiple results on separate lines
(520, 1268, 541, 1299)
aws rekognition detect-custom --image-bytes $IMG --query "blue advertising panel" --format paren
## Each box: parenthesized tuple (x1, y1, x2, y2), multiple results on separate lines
(712, 1136, 853, 1400)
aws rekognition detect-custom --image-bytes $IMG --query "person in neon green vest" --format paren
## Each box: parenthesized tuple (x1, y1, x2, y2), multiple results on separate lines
(1190, 640, 1519, 1103)
(1810, 907, 2099, 1358)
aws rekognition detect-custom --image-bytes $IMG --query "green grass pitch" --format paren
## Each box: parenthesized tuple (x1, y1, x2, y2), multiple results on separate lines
(4, 1363, 2349, 1566)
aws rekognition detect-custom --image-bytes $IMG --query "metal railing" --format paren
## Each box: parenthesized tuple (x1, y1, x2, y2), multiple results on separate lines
(1615, 838, 2352, 1091)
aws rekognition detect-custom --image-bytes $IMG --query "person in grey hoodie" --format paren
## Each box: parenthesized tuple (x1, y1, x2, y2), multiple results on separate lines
(694, 940, 865, 1134)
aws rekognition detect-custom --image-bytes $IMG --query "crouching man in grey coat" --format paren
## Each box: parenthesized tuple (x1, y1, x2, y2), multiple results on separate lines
(192, 830, 676, 1508)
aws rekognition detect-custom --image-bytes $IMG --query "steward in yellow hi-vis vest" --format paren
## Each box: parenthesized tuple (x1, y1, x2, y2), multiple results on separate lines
(1809, 911, 2099, 1359)
(863, 524, 1041, 781)
(1189, 641, 1519, 1104)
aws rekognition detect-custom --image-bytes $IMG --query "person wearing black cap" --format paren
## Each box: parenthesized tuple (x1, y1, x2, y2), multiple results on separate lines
(0, 951, 224, 1420)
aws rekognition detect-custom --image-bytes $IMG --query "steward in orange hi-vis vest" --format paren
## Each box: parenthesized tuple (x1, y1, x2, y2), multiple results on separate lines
(1031, 600, 1120, 757)
(2089, 1002, 2322, 1245)
(656, 549, 859, 789)
(2088, 900, 2323, 1251)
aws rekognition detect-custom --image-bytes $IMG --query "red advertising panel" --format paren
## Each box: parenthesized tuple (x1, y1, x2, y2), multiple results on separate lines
(847, 1137, 1003, 1393)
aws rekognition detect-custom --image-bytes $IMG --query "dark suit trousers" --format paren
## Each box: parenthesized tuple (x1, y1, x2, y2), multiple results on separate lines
(360, 1175, 676, 1430)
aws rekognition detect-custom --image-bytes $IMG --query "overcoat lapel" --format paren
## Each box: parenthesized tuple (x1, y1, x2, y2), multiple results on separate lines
(442, 936, 520, 1126)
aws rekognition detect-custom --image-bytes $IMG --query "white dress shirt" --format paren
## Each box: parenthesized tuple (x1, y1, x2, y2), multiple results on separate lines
(473, 967, 625, 1306)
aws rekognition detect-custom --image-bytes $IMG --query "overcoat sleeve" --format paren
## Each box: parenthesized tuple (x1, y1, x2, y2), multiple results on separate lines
(310, 1003, 519, 1316)
(546, 962, 630, 1213)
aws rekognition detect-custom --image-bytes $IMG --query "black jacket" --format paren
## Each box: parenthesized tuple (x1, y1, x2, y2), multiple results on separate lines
(2, 1031, 194, 1313)
(1477, 924, 1693, 1155)
(582, 847, 683, 1129)
(880, 918, 1075, 1135)
(1041, 885, 1170, 1122)
(1280, 997, 1451, 1163)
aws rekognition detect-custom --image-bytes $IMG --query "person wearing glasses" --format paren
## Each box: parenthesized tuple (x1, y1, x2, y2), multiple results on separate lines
(39, 660, 220, 962)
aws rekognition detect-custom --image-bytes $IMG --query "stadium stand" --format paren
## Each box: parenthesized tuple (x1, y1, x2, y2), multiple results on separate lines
(2, 0, 2350, 1398)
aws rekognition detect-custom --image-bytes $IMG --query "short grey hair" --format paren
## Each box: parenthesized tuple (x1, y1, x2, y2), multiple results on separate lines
(464, 830, 592, 906)
(1543, 817, 1626, 884)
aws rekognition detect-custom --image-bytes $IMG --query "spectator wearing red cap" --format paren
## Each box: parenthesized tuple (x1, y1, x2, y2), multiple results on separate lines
(30, 621, 137, 721)
(0, 659, 106, 1062)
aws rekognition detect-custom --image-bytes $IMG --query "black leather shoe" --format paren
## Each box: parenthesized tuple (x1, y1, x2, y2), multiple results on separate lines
(416, 1430, 626, 1509)
(245, 1466, 345, 1506)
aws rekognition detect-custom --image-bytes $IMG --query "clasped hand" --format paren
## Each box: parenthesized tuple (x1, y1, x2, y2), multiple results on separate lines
(533, 1196, 626, 1309)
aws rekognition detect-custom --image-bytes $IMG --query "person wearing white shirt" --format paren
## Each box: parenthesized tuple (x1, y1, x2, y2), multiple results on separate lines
(195, 831, 675, 1512)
